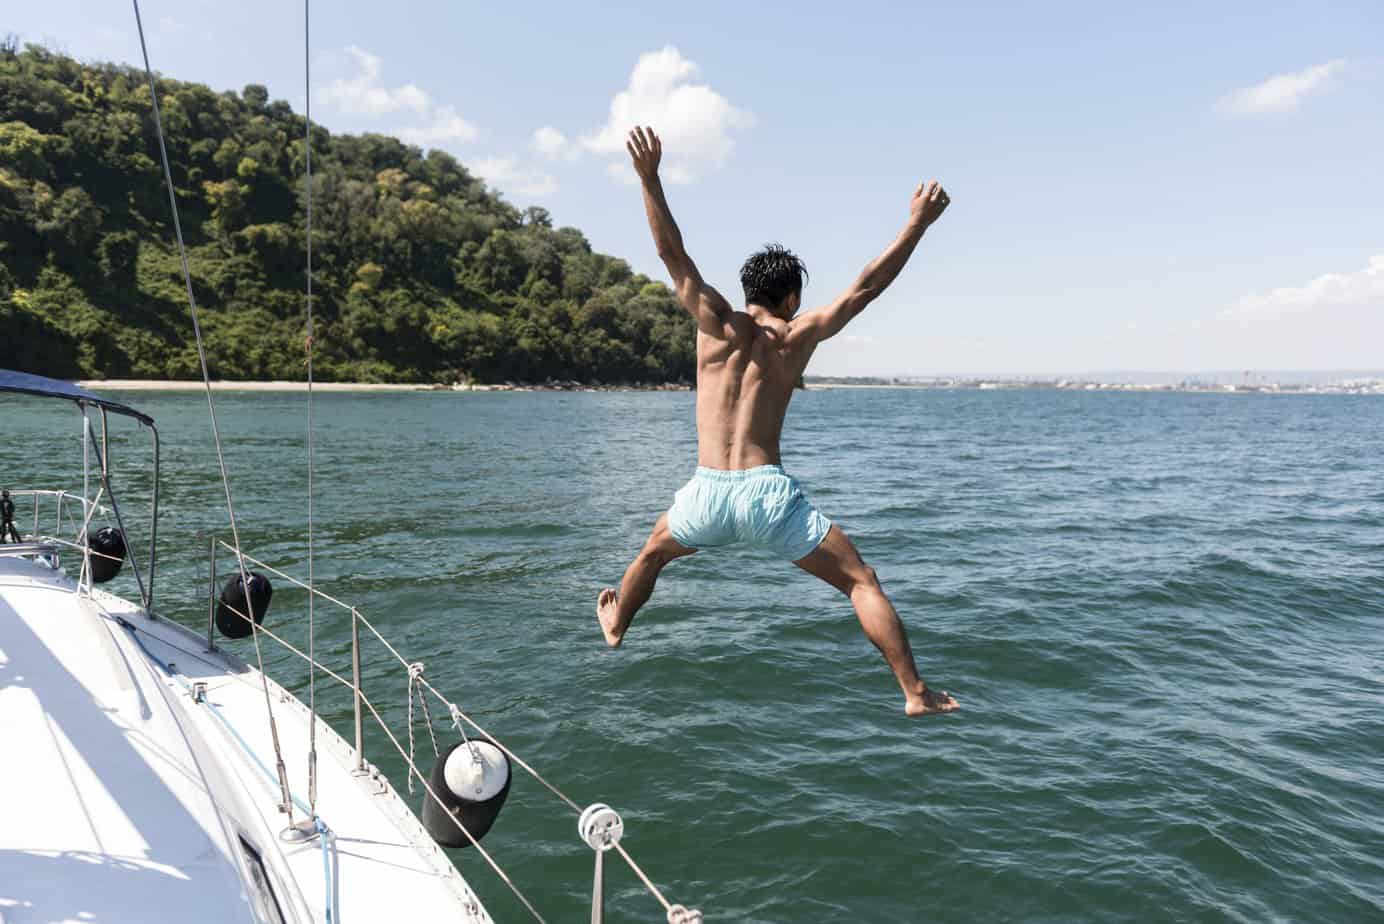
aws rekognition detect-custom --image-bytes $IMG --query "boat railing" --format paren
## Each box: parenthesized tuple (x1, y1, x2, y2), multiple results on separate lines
(3, 489, 128, 589)
(4, 400, 163, 612)
(8, 488, 108, 541)
(205, 536, 702, 924)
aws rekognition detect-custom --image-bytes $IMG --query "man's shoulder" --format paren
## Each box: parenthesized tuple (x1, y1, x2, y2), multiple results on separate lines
(780, 311, 826, 353)
(718, 310, 758, 343)
(787, 308, 826, 335)
(697, 310, 753, 341)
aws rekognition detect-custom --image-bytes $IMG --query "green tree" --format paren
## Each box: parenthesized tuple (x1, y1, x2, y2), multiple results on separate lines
(0, 44, 697, 384)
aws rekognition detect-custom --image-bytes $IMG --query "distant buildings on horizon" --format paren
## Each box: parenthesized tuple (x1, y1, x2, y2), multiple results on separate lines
(804, 372, 1384, 395)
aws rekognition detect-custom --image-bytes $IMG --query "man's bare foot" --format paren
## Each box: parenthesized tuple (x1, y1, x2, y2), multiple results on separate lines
(905, 683, 959, 717)
(596, 588, 624, 648)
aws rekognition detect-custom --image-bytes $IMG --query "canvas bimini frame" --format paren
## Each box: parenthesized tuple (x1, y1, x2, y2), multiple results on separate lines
(0, 369, 160, 609)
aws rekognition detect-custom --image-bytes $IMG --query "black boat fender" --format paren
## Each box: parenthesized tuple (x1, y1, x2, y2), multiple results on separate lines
(88, 526, 127, 583)
(421, 738, 512, 848)
(215, 571, 273, 639)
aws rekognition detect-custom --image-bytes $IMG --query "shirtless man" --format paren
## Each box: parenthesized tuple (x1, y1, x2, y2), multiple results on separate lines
(597, 127, 958, 717)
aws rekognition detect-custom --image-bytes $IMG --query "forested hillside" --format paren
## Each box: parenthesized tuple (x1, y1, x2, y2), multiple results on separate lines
(0, 42, 696, 383)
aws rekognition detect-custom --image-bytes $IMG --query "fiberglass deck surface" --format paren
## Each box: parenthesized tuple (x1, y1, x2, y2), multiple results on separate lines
(0, 556, 491, 923)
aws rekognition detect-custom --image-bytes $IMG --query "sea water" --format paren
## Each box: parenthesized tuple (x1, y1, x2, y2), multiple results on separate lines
(4, 387, 1381, 922)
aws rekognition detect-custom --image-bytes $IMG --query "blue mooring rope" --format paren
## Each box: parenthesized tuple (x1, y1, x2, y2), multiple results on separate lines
(315, 815, 335, 923)
(116, 616, 336, 922)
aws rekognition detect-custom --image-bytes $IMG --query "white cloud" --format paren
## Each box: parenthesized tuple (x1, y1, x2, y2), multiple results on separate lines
(1141, 254, 1384, 370)
(661, 163, 695, 185)
(819, 256, 1384, 376)
(1198, 255, 1384, 367)
(605, 162, 638, 186)
(312, 46, 570, 204)
(581, 46, 753, 184)
(318, 47, 482, 152)
(1229, 254, 1384, 315)
(398, 105, 479, 146)
(472, 157, 558, 199)
(532, 126, 580, 161)
(1216, 60, 1347, 116)
(319, 46, 430, 116)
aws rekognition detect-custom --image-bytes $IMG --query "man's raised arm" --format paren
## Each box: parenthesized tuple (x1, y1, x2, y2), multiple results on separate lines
(626, 127, 735, 338)
(795, 180, 950, 344)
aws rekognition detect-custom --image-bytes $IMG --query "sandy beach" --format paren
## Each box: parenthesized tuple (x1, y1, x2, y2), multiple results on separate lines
(77, 380, 692, 393)
(80, 380, 486, 392)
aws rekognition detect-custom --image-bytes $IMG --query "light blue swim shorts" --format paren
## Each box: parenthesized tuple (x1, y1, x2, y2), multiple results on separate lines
(666, 464, 832, 561)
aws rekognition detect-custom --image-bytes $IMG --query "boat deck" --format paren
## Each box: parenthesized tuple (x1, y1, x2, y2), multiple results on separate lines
(0, 555, 491, 923)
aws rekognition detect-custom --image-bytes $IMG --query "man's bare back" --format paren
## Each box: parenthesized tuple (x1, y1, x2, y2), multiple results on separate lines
(596, 126, 959, 717)
(694, 313, 805, 469)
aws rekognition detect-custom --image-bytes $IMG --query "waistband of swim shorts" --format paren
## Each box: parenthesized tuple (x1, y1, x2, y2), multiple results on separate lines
(693, 464, 788, 481)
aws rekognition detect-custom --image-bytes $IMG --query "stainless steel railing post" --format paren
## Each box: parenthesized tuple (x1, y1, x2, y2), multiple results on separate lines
(149, 423, 160, 609)
(591, 851, 605, 924)
(85, 428, 147, 610)
(100, 408, 110, 482)
(206, 535, 218, 651)
(351, 607, 364, 770)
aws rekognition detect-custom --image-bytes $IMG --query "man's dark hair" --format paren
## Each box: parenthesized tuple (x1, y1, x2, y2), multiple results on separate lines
(740, 244, 808, 310)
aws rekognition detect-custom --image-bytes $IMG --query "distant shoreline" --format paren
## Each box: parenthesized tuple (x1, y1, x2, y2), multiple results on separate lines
(81, 379, 431, 392)
(76, 379, 1383, 396)
(78, 379, 692, 393)
(804, 382, 1384, 395)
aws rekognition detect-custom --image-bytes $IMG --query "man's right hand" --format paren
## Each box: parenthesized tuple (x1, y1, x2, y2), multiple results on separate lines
(909, 179, 951, 228)
(626, 126, 662, 183)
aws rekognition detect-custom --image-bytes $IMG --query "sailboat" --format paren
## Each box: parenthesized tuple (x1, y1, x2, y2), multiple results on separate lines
(0, 3, 702, 922)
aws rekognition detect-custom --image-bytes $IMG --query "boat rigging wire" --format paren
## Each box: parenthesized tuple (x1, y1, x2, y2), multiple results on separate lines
(304, 0, 321, 822)
(114, 611, 339, 918)
(83, 415, 150, 608)
(122, 1, 700, 911)
(209, 540, 690, 921)
(205, 593, 552, 923)
(130, 0, 296, 826)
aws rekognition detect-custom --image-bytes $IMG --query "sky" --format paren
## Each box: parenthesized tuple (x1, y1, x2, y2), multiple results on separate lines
(9, 0, 1383, 375)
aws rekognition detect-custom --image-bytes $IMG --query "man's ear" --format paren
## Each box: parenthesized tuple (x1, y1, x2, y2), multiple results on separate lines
(787, 291, 802, 316)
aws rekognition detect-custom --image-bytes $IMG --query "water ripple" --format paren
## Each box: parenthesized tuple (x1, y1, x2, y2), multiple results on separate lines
(4, 388, 1382, 922)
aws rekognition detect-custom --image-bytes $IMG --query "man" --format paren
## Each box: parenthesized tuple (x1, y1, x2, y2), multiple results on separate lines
(596, 127, 958, 717)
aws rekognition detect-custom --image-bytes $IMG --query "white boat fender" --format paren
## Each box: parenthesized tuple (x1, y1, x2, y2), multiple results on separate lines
(215, 571, 273, 639)
(88, 526, 127, 583)
(421, 738, 512, 848)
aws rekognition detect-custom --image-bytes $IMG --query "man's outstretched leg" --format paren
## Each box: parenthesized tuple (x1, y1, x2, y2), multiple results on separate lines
(597, 513, 696, 648)
(795, 525, 959, 717)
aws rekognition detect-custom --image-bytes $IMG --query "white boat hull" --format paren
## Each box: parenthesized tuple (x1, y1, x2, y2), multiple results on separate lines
(0, 555, 492, 923)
